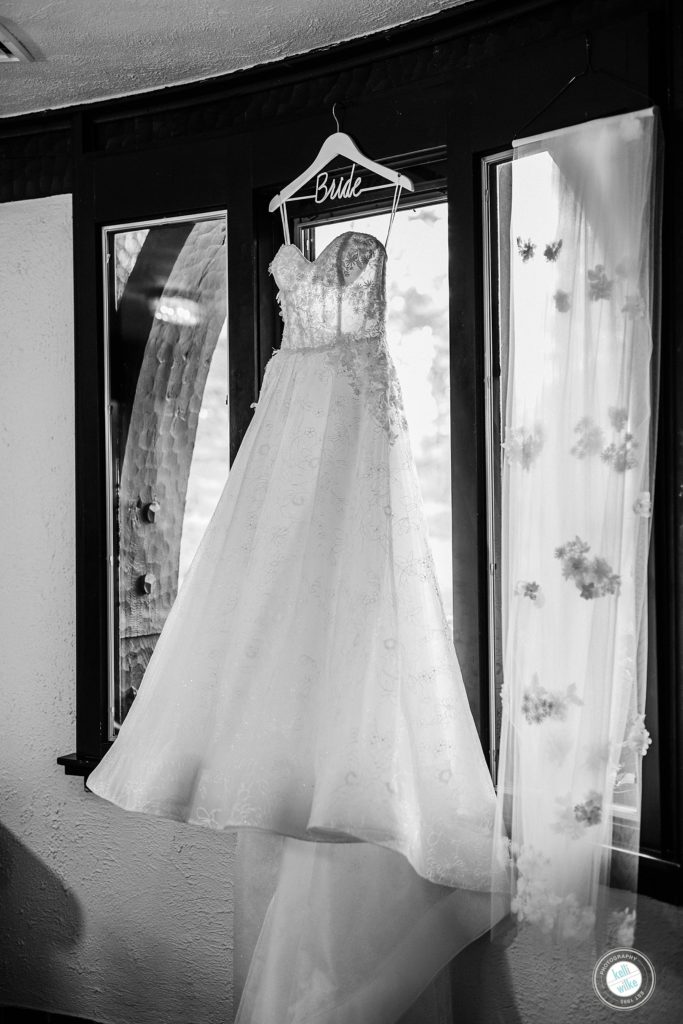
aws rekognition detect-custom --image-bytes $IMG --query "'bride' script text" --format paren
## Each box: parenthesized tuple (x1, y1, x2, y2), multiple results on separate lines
(315, 163, 363, 204)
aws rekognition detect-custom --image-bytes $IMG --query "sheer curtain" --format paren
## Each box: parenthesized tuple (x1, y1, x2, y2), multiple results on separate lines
(495, 108, 662, 950)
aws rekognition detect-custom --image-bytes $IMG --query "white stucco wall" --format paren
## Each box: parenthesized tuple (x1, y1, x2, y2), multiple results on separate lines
(0, 192, 681, 1024)
(0, 193, 235, 1023)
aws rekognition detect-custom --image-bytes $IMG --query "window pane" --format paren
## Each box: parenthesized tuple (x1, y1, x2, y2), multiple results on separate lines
(104, 214, 228, 737)
(313, 205, 453, 632)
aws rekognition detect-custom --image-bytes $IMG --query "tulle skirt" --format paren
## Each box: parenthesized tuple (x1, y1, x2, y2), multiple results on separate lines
(87, 339, 511, 1022)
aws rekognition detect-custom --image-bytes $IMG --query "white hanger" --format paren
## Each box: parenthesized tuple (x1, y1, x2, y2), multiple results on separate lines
(269, 104, 415, 246)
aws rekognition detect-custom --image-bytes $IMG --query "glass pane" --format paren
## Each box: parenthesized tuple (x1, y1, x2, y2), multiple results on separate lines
(104, 213, 228, 737)
(313, 205, 453, 632)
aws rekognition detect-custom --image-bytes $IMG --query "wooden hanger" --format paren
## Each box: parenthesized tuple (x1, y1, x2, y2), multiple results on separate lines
(269, 104, 415, 244)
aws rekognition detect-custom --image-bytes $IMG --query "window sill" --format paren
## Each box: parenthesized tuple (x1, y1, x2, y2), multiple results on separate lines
(56, 752, 99, 777)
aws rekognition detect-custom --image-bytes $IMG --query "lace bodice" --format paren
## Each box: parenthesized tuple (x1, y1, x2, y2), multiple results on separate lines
(268, 231, 407, 442)
(269, 231, 386, 351)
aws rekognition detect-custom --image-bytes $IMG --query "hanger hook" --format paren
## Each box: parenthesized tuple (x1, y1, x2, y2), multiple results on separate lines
(332, 102, 341, 132)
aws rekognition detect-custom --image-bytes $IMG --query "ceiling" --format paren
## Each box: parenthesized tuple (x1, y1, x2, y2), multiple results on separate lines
(0, 0, 472, 119)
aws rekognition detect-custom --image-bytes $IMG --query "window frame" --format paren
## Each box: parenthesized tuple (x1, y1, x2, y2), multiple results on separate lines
(58, 132, 257, 775)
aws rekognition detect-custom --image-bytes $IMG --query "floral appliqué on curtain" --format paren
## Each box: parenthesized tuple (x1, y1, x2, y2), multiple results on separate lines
(497, 108, 660, 950)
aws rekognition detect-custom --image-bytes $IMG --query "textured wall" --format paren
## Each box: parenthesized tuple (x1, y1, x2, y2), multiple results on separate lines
(0, 194, 682, 1024)
(0, 0, 471, 117)
(0, 193, 235, 1023)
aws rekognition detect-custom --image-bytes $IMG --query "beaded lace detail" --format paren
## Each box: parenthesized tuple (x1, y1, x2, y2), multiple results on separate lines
(269, 231, 408, 442)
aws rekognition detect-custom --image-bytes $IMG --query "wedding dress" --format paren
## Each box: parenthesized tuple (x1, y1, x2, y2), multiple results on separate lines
(87, 229, 511, 1022)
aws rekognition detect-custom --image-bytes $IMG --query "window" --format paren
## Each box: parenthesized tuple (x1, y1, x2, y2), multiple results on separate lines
(102, 213, 228, 737)
(481, 146, 669, 897)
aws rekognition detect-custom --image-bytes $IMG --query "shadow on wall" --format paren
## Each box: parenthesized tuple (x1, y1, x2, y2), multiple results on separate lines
(0, 822, 83, 1010)
(460, 890, 683, 1024)
(0, 1008, 97, 1023)
(396, 922, 524, 1024)
(0, 815, 233, 1024)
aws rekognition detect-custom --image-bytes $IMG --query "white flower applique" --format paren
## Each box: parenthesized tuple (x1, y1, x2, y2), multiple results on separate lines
(544, 240, 563, 261)
(587, 264, 613, 301)
(552, 790, 602, 838)
(503, 423, 545, 469)
(571, 407, 638, 472)
(601, 406, 638, 472)
(510, 843, 596, 940)
(553, 289, 571, 313)
(623, 712, 653, 756)
(595, 711, 652, 793)
(516, 236, 536, 262)
(514, 580, 545, 605)
(571, 417, 604, 459)
(633, 491, 652, 517)
(520, 674, 583, 725)
(608, 907, 637, 947)
(555, 536, 621, 599)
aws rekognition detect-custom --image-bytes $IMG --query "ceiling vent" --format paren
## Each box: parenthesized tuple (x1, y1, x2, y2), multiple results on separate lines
(0, 23, 34, 62)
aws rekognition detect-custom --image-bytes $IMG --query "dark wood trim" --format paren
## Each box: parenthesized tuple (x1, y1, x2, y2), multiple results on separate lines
(71, 113, 109, 763)
(446, 87, 487, 733)
(0, 1, 658, 201)
(56, 753, 99, 778)
(662, 0, 683, 896)
(0, 0, 640, 133)
(638, 849, 683, 903)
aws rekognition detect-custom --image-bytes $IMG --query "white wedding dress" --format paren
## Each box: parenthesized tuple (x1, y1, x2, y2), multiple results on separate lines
(87, 230, 511, 1022)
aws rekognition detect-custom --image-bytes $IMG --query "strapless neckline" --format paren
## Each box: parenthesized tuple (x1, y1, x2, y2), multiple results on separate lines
(277, 230, 387, 267)
(269, 228, 388, 354)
